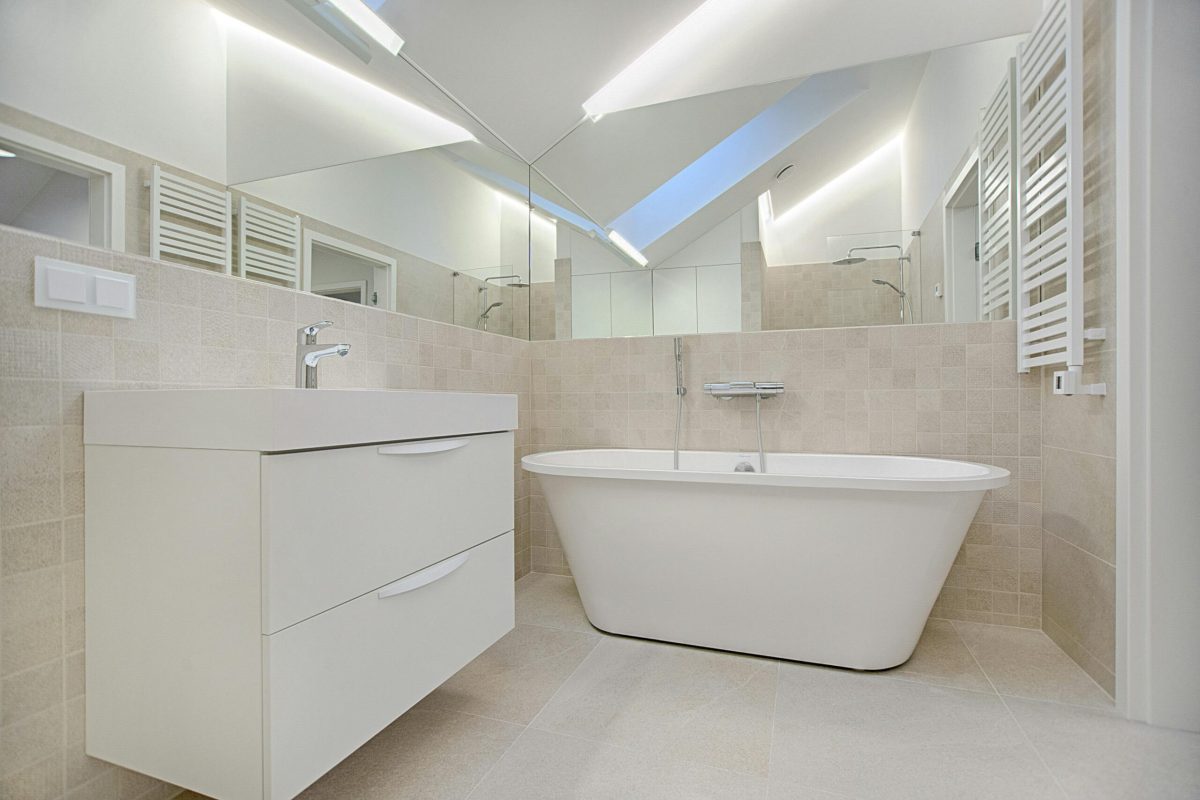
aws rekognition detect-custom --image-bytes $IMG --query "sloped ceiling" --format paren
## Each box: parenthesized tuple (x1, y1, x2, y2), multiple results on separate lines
(213, 0, 1040, 264)
(633, 54, 929, 265)
(533, 78, 802, 226)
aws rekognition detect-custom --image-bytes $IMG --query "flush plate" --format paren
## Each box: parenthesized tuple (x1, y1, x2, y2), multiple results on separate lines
(34, 256, 136, 319)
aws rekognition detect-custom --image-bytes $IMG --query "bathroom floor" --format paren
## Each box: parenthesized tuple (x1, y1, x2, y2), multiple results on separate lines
(181, 574, 1199, 800)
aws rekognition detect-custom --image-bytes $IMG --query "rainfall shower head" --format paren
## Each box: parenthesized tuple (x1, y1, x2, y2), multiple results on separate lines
(834, 244, 910, 266)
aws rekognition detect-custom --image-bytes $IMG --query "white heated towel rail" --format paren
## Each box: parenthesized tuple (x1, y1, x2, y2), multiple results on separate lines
(236, 198, 301, 288)
(1015, 0, 1103, 394)
(148, 165, 233, 274)
(978, 58, 1017, 320)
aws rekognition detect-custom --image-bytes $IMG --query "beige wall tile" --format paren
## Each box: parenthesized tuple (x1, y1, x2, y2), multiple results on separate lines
(1042, 532, 1116, 680)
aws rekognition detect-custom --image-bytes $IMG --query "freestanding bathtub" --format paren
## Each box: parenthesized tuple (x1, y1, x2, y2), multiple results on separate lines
(522, 449, 1009, 670)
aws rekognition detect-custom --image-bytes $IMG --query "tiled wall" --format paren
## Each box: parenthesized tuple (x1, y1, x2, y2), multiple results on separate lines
(0, 224, 533, 798)
(1038, 0, 1117, 696)
(764, 260, 911, 330)
(529, 281, 555, 341)
(529, 321, 1044, 630)
(739, 242, 765, 332)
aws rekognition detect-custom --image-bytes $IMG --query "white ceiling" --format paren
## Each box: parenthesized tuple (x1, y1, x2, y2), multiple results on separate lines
(374, 0, 703, 162)
(582, 0, 1043, 116)
(374, 0, 1039, 165)
(533, 79, 802, 226)
(635, 54, 930, 264)
(213, 0, 1041, 263)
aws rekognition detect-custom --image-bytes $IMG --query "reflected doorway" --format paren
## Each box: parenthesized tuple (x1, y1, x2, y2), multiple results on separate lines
(302, 230, 397, 311)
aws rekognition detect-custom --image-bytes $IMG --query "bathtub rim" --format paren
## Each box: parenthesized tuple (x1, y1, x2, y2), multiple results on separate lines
(522, 448, 1009, 492)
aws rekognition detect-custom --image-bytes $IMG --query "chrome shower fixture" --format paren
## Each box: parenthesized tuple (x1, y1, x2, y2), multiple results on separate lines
(872, 278, 905, 296)
(833, 244, 911, 266)
(485, 274, 531, 288)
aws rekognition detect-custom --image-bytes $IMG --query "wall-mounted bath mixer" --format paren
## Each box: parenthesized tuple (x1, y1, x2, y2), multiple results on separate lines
(703, 381, 785, 473)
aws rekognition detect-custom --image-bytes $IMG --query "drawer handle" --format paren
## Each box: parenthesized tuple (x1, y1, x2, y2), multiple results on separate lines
(377, 438, 471, 456)
(377, 551, 471, 599)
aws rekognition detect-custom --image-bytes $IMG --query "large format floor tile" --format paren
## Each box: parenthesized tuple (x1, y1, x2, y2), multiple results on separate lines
(880, 618, 993, 693)
(467, 727, 769, 800)
(296, 708, 521, 800)
(953, 621, 1113, 708)
(770, 665, 1063, 799)
(175, 575, 1199, 800)
(417, 623, 599, 724)
(1007, 698, 1200, 800)
(532, 636, 779, 776)
(515, 572, 596, 633)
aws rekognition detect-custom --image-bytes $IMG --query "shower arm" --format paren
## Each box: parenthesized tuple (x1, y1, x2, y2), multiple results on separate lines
(846, 244, 909, 261)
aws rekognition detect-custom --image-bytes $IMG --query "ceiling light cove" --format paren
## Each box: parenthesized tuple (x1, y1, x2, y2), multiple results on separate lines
(608, 230, 649, 267)
(582, 0, 791, 118)
(324, 0, 404, 55)
(773, 133, 902, 223)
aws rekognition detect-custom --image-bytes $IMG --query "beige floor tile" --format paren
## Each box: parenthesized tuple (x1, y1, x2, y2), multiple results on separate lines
(515, 572, 596, 633)
(296, 708, 522, 800)
(952, 621, 1112, 708)
(417, 623, 599, 724)
(770, 665, 1061, 799)
(531, 636, 778, 777)
(1007, 698, 1200, 800)
(880, 619, 994, 693)
(766, 780, 864, 799)
(467, 727, 768, 800)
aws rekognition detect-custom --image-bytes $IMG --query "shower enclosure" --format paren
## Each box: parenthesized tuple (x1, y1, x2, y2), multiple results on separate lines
(763, 230, 923, 330)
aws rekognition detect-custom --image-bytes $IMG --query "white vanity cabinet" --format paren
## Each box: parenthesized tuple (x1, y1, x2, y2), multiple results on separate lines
(83, 389, 518, 800)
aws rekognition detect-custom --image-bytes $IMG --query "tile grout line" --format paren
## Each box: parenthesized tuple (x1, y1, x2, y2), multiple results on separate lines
(950, 621, 1072, 800)
(462, 600, 605, 800)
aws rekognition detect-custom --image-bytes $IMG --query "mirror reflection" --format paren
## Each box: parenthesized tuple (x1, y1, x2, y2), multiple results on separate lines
(531, 35, 1025, 339)
(0, 0, 536, 336)
(0, 1, 1033, 343)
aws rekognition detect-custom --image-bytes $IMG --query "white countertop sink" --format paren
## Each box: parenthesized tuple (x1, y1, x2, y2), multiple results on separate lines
(83, 388, 518, 452)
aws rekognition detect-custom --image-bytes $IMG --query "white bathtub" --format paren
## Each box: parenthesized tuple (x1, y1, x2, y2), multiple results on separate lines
(522, 449, 1009, 670)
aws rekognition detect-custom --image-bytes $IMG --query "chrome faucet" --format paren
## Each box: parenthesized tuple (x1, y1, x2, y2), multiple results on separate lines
(295, 321, 350, 389)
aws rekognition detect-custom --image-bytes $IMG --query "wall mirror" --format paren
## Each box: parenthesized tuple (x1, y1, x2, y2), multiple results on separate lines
(528, 32, 1029, 340)
(0, 0, 535, 338)
(1, 0, 1043, 342)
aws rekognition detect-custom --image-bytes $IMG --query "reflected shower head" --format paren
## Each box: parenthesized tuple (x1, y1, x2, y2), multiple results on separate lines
(485, 274, 530, 288)
(834, 244, 909, 266)
(872, 278, 905, 296)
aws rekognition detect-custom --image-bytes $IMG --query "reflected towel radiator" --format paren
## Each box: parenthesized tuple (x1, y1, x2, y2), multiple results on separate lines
(978, 58, 1017, 320)
(236, 197, 301, 289)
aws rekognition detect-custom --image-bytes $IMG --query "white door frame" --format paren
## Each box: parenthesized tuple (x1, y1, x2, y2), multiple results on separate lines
(302, 230, 397, 312)
(0, 122, 126, 251)
(942, 148, 980, 323)
(1115, 0, 1200, 732)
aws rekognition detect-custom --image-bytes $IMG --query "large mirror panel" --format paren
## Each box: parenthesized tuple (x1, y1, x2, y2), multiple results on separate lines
(530, 34, 1027, 340)
(0, 0, 535, 338)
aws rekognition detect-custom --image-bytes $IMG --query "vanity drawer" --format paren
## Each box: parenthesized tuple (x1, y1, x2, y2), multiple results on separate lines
(261, 431, 513, 633)
(263, 532, 513, 800)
